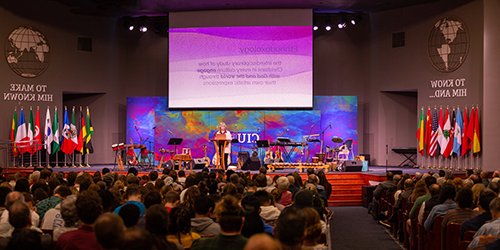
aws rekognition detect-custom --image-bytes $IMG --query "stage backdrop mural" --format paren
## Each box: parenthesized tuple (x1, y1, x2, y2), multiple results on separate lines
(126, 96, 357, 165)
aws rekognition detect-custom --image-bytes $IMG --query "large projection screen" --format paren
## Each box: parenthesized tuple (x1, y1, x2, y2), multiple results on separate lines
(168, 9, 313, 109)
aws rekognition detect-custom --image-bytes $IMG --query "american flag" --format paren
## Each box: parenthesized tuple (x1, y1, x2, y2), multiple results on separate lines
(429, 108, 439, 156)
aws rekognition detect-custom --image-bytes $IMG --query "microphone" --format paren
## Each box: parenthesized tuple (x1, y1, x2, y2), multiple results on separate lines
(257, 127, 261, 132)
(167, 129, 173, 136)
(152, 126, 156, 129)
(311, 124, 314, 128)
(329, 123, 332, 129)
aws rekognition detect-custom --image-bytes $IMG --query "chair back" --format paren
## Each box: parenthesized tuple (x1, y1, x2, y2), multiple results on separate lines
(446, 222, 462, 250)
(462, 230, 476, 241)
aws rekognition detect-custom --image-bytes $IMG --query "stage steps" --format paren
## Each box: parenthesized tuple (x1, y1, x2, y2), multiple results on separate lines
(326, 173, 368, 206)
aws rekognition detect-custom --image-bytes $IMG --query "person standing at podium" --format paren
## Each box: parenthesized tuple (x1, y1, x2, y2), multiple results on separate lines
(214, 122, 232, 169)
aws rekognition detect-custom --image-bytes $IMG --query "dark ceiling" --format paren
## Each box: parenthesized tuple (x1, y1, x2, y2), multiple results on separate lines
(46, 0, 439, 18)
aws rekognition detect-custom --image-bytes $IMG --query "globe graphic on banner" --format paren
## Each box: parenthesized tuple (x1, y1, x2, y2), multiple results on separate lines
(4, 26, 51, 78)
(428, 17, 469, 73)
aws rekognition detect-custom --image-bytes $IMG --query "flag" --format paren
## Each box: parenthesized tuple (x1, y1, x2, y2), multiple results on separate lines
(27, 108, 35, 154)
(473, 106, 481, 154)
(51, 107, 60, 155)
(44, 107, 53, 154)
(60, 107, 72, 154)
(11, 109, 18, 156)
(35, 107, 42, 151)
(76, 106, 86, 154)
(466, 107, 475, 153)
(15, 109, 29, 154)
(70, 107, 78, 152)
(437, 107, 445, 152)
(452, 107, 463, 156)
(417, 107, 424, 156)
(461, 107, 469, 157)
(441, 107, 453, 158)
(429, 108, 439, 157)
(85, 107, 94, 154)
(425, 108, 432, 156)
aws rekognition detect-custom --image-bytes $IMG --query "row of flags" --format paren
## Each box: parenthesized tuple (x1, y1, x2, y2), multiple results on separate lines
(417, 105, 480, 157)
(11, 106, 94, 156)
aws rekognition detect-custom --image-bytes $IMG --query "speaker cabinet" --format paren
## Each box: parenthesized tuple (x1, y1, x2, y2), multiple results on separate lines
(242, 157, 261, 170)
(343, 160, 363, 172)
(192, 158, 207, 169)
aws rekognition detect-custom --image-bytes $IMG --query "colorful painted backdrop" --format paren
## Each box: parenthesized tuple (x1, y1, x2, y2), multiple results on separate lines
(126, 96, 357, 164)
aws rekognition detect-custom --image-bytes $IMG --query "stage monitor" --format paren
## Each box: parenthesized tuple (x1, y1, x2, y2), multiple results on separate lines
(168, 9, 313, 109)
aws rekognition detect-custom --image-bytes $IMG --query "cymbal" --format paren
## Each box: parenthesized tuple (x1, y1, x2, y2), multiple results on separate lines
(332, 137, 343, 143)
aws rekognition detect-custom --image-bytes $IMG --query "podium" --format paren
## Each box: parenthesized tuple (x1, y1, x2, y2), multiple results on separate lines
(211, 134, 231, 169)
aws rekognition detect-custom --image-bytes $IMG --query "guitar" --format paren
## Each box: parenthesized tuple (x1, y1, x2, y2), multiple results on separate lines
(202, 145, 211, 167)
(127, 139, 138, 165)
(157, 148, 166, 169)
(275, 146, 284, 163)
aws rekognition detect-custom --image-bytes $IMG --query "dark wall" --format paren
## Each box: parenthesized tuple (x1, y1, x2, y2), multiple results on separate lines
(0, 0, 491, 167)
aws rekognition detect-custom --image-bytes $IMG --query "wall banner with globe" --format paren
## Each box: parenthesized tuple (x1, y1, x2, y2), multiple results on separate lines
(4, 26, 51, 78)
(427, 16, 469, 73)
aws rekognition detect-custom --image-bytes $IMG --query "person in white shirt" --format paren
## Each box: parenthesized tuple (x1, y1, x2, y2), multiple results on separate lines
(213, 122, 232, 169)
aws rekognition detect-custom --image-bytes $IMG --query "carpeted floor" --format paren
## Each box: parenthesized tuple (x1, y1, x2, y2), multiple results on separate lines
(329, 206, 403, 250)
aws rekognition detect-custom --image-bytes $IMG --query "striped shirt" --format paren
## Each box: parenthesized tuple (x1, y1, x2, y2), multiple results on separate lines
(441, 208, 479, 250)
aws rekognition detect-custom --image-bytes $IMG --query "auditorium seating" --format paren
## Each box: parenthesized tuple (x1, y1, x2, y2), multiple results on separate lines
(445, 222, 462, 250)
(409, 205, 421, 250)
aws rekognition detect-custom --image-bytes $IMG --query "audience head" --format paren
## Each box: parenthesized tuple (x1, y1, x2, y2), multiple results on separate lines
(445, 170, 454, 180)
(120, 227, 153, 250)
(5, 191, 24, 210)
(143, 191, 162, 209)
(168, 207, 192, 240)
(241, 194, 264, 238)
(254, 190, 271, 206)
(76, 190, 102, 225)
(463, 178, 474, 188)
(8, 201, 30, 229)
(61, 195, 80, 228)
(438, 183, 456, 204)
(489, 197, 500, 219)
(94, 212, 125, 249)
(276, 176, 290, 191)
(386, 171, 394, 181)
(119, 203, 140, 228)
(243, 233, 281, 250)
(275, 207, 306, 248)
(145, 204, 169, 237)
(470, 174, 481, 184)
(214, 195, 244, 234)
(488, 182, 500, 194)
(429, 183, 441, 198)
(164, 191, 180, 206)
(404, 178, 414, 190)
(14, 178, 29, 193)
(438, 170, 445, 177)
(424, 175, 437, 188)
(193, 194, 215, 216)
(472, 183, 486, 205)
(266, 176, 273, 187)
(124, 187, 141, 202)
(481, 170, 489, 180)
(478, 189, 497, 212)
(455, 186, 474, 209)
(293, 189, 313, 209)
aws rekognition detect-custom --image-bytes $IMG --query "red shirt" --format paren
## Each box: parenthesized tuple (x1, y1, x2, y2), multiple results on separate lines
(57, 224, 103, 250)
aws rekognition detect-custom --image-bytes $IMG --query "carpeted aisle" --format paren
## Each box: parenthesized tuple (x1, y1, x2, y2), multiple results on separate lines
(329, 206, 403, 250)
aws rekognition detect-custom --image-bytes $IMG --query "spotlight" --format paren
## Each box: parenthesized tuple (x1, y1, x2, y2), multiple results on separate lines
(325, 20, 331, 31)
(139, 24, 147, 33)
(123, 21, 134, 31)
(338, 16, 347, 29)
(313, 20, 318, 31)
(351, 14, 363, 25)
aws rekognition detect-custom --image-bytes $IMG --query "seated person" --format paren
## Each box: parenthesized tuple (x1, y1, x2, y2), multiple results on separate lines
(167, 207, 201, 248)
(468, 197, 500, 249)
(190, 195, 248, 250)
(254, 190, 280, 224)
(302, 207, 327, 250)
(424, 183, 456, 231)
(191, 194, 220, 236)
(461, 189, 497, 239)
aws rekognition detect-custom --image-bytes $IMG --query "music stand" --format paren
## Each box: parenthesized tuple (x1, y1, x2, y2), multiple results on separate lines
(167, 138, 183, 155)
(277, 137, 291, 143)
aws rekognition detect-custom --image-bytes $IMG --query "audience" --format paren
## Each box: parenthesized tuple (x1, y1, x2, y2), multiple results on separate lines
(191, 195, 247, 250)
(191, 194, 220, 236)
(275, 207, 306, 249)
(56, 190, 103, 250)
(424, 183, 457, 230)
(2, 165, 495, 250)
(460, 188, 497, 239)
